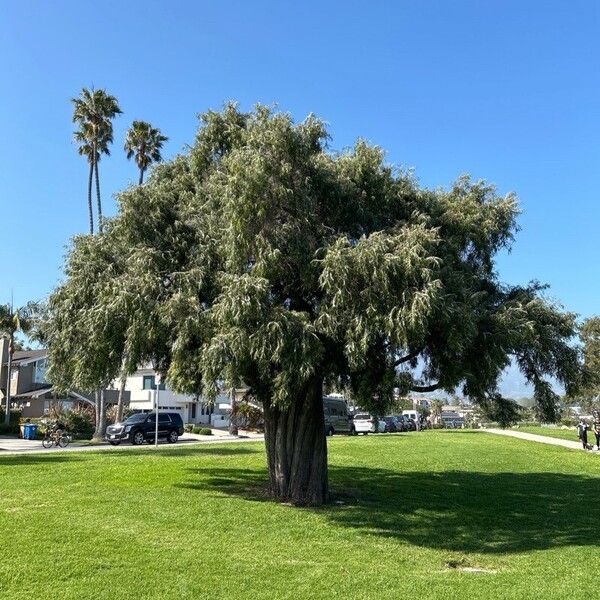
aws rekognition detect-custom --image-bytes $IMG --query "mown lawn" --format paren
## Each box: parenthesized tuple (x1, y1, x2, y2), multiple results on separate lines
(512, 425, 580, 443)
(1, 431, 600, 599)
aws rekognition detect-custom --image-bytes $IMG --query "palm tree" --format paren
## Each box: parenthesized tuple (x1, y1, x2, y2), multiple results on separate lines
(0, 304, 34, 425)
(72, 88, 122, 233)
(124, 121, 168, 184)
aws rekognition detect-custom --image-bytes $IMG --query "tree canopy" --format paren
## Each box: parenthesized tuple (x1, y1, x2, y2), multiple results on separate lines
(47, 103, 584, 503)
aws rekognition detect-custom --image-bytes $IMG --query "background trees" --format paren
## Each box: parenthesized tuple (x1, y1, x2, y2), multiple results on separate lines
(48, 104, 584, 505)
(124, 121, 168, 184)
(0, 303, 36, 424)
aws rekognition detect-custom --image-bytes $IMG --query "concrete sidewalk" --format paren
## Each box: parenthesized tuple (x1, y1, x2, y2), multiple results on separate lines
(0, 431, 264, 455)
(485, 428, 587, 452)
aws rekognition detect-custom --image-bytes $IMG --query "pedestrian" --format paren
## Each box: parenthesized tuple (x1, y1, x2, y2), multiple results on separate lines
(577, 419, 590, 450)
(594, 418, 600, 450)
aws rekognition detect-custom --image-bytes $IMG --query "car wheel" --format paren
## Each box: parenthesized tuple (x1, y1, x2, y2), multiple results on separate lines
(108, 441, 120, 446)
(167, 430, 178, 444)
(131, 430, 145, 446)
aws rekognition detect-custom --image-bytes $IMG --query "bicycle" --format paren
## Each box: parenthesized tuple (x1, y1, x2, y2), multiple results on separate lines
(41, 429, 71, 449)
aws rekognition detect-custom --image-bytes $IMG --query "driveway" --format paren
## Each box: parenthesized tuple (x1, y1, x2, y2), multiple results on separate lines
(0, 431, 264, 455)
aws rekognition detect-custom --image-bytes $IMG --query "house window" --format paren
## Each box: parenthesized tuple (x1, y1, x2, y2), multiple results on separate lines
(33, 359, 47, 384)
(142, 375, 165, 390)
(191, 403, 197, 419)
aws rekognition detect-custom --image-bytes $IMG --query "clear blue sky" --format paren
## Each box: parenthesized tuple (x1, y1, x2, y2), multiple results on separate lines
(1, 0, 598, 320)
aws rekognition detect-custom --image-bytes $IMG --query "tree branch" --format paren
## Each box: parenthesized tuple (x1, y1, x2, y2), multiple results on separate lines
(410, 382, 441, 393)
(394, 349, 422, 367)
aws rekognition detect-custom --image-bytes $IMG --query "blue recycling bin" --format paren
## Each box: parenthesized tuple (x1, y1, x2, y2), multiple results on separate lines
(23, 424, 38, 440)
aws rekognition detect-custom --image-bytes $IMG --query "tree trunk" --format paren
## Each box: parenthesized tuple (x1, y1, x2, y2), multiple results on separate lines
(94, 152, 103, 234)
(93, 389, 106, 441)
(228, 388, 238, 436)
(87, 161, 94, 235)
(4, 339, 13, 425)
(116, 372, 127, 423)
(139, 168, 144, 185)
(263, 374, 328, 506)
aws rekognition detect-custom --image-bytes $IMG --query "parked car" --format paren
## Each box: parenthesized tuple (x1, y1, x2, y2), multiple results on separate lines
(352, 413, 376, 434)
(383, 416, 401, 433)
(391, 415, 408, 432)
(323, 396, 356, 436)
(105, 412, 185, 445)
(401, 415, 417, 431)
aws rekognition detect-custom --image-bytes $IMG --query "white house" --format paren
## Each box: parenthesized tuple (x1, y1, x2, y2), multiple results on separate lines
(120, 365, 232, 427)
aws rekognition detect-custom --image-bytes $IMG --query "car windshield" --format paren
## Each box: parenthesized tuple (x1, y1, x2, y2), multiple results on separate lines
(354, 414, 371, 420)
(123, 414, 147, 424)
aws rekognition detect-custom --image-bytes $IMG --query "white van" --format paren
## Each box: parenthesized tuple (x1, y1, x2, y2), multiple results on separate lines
(323, 396, 355, 436)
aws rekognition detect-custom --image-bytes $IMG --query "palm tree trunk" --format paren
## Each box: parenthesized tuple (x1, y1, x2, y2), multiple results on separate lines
(87, 161, 94, 235)
(4, 338, 13, 426)
(94, 156, 103, 234)
(139, 168, 144, 185)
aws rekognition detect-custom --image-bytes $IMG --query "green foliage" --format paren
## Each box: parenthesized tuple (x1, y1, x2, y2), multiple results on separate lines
(48, 103, 584, 425)
(192, 426, 212, 435)
(479, 395, 523, 428)
(0, 409, 22, 433)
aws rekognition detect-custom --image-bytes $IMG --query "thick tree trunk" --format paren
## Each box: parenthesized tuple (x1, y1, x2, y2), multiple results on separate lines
(263, 375, 328, 506)
(94, 153, 103, 234)
(87, 161, 94, 235)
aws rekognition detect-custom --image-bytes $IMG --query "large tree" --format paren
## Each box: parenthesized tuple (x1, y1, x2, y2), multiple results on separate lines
(48, 104, 583, 505)
(124, 120, 168, 184)
(72, 87, 122, 233)
(580, 317, 600, 399)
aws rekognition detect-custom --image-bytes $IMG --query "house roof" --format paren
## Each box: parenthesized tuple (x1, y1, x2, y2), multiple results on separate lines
(4, 348, 48, 366)
(12, 385, 53, 399)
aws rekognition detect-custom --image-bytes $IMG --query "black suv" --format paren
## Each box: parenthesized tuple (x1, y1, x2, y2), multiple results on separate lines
(105, 412, 185, 446)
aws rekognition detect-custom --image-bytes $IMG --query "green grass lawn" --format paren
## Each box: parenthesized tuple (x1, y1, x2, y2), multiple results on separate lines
(511, 425, 580, 443)
(1, 432, 600, 599)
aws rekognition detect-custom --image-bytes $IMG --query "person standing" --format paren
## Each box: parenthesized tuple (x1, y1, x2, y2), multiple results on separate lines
(593, 418, 600, 450)
(577, 419, 590, 450)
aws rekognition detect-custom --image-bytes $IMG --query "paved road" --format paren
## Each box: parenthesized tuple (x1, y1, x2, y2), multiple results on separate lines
(485, 428, 586, 451)
(0, 432, 264, 455)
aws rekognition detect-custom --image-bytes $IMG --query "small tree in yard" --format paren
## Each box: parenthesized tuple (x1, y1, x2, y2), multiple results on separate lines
(47, 104, 584, 505)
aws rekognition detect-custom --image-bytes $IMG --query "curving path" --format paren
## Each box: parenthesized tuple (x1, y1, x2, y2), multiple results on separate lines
(485, 428, 588, 451)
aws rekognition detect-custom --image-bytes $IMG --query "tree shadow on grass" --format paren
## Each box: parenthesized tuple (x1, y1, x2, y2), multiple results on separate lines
(177, 464, 600, 554)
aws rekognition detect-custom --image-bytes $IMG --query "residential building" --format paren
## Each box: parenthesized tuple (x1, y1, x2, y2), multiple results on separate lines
(0, 342, 118, 417)
(117, 365, 233, 427)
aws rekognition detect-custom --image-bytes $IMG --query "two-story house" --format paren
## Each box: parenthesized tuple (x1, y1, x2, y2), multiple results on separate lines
(120, 365, 232, 427)
(0, 341, 100, 418)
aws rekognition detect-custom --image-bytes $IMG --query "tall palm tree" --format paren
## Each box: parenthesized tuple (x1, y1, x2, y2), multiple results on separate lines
(72, 88, 122, 233)
(0, 303, 34, 425)
(124, 121, 168, 184)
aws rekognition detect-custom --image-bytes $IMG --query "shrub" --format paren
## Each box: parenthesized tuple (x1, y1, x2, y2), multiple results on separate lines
(232, 401, 264, 431)
(0, 410, 22, 435)
(184, 423, 194, 433)
(192, 426, 212, 435)
(0, 423, 19, 435)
